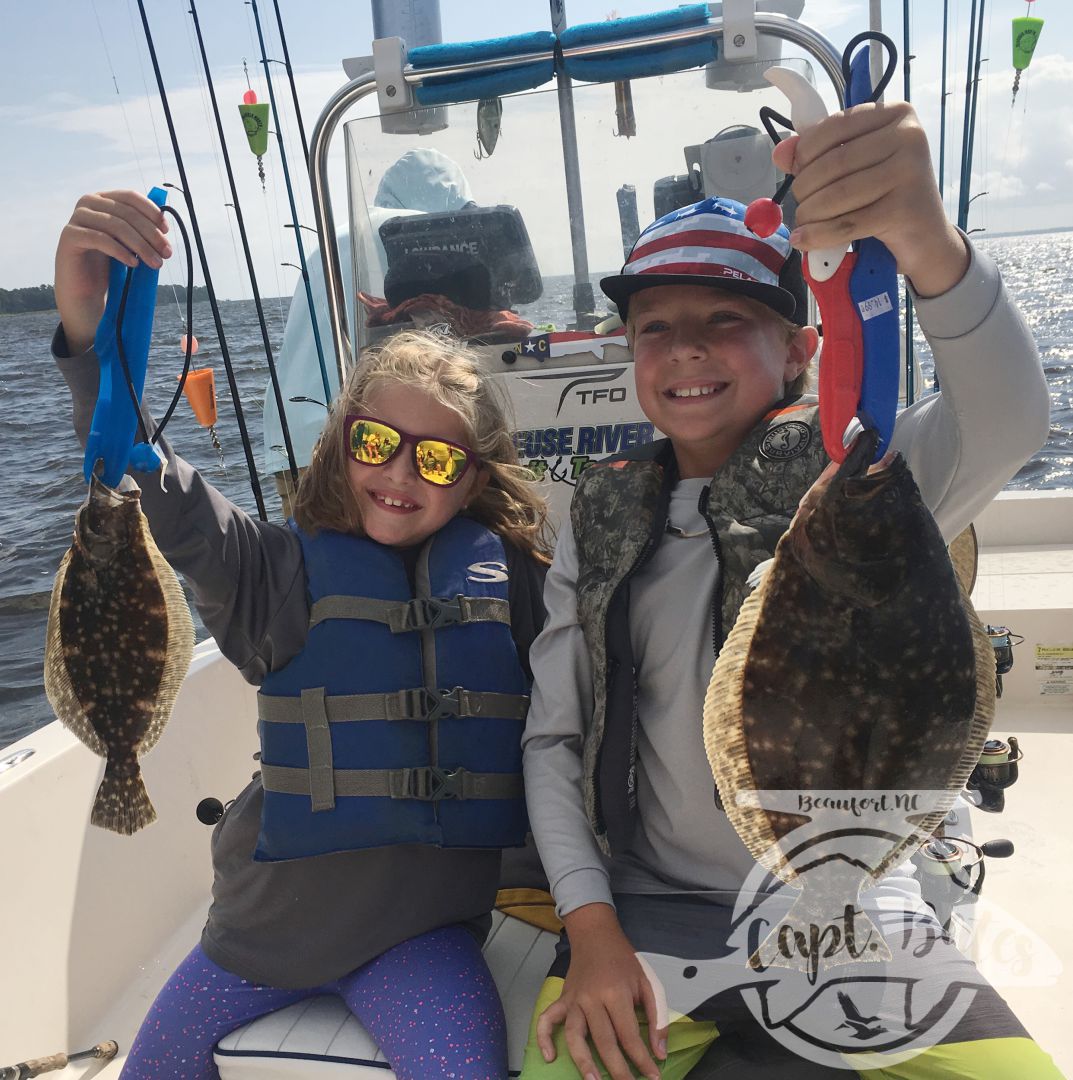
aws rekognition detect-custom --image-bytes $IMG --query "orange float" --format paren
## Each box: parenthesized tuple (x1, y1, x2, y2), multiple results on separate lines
(181, 367, 217, 428)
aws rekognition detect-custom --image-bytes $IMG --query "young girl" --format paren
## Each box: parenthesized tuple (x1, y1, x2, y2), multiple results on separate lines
(54, 191, 550, 1080)
(518, 103, 1063, 1079)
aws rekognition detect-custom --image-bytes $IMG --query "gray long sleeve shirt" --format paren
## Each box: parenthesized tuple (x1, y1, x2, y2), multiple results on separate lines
(521, 239, 1051, 921)
(56, 334, 548, 988)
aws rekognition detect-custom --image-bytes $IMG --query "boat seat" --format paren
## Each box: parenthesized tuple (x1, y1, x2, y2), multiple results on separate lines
(214, 908, 846, 1079)
(214, 910, 556, 1078)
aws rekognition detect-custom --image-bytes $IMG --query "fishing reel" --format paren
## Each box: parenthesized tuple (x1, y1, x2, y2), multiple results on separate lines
(987, 624, 1023, 697)
(196, 796, 233, 825)
(965, 736, 1023, 813)
(913, 825, 1015, 931)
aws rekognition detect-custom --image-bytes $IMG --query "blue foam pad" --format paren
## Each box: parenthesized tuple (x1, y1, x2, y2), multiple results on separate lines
(559, 4, 711, 47)
(409, 31, 555, 106)
(414, 64, 553, 106)
(564, 41, 716, 83)
(409, 31, 555, 69)
(560, 5, 715, 83)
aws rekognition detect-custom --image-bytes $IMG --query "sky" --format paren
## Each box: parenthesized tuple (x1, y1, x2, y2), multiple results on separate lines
(1, 0, 1069, 300)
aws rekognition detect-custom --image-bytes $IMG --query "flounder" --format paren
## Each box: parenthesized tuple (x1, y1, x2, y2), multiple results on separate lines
(703, 435, 994, 974)
(44, 477, 194, 834)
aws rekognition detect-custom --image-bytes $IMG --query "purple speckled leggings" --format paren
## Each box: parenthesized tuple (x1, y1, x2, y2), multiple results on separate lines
(120, 924, 507, 1080)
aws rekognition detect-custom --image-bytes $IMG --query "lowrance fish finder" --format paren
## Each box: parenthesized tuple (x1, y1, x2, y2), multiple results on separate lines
(378, 205, 543, 310)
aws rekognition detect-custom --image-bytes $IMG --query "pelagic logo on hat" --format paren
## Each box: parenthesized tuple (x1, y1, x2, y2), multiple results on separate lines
(627, 200, 790, 283)
(601, 196, 808, 325)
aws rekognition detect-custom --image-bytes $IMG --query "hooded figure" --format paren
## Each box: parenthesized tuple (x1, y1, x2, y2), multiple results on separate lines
(263, 150, 474, 477)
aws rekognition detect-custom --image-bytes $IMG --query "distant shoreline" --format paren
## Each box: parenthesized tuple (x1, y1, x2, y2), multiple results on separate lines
(978, 226, 1073, 240)
(0, 283, 211, 316)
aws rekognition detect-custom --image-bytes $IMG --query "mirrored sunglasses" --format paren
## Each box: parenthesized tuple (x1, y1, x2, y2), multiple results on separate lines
(344, 414, 479, 487)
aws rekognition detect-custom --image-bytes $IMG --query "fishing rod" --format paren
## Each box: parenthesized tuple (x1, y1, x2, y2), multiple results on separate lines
(248, 0, 333, 403)
(0, 1040, 118, 1079)
(187, 0, 299, 485)
(938, 0, 950, 202)
(270, 0, 311, 165)
(957, 0, 979, 233)
(961, 0, 988, 232)
(134, 0, 269, 520)
(902, 0, 916, 405)
(957, 0, 989, 232)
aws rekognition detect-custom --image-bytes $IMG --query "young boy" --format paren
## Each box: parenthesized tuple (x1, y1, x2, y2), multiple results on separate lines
(519, 101, 1061, 1079)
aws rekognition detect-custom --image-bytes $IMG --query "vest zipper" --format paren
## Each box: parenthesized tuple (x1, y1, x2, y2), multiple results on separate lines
(699, 485, 724, 658)
(595, 514, 664, 840)
(700, 484, 728, 812)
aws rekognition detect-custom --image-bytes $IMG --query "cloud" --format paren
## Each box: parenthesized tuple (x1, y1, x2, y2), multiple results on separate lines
(795, 1, 861, 33)
(900, 44, 1073, 233)
(0, 65, 361, 296)
(8, 19, 1073, 292)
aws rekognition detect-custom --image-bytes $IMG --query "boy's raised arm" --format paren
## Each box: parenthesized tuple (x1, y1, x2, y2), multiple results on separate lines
(773, 101, 1049, 537)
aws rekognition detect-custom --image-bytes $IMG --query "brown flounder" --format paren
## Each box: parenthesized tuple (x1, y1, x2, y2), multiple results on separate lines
(703, 436, 994, 973)
(44, 477, 194, 834)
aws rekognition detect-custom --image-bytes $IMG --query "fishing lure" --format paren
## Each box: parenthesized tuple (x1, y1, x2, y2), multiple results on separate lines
(1012, 8, 1044, 106)
(240, 88, 270, 189)
(475, 96, 503, 160)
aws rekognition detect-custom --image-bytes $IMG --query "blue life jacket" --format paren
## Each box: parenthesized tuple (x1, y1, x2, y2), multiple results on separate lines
(255, 516, 530, 861)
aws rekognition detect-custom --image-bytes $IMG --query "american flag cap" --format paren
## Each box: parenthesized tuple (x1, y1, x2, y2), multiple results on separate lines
(601, 196, 808, 325)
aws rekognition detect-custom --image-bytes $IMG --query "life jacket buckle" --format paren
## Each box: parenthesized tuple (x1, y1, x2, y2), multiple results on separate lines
(425, 686, 464, 720)
(409, 596, 464, 629)
(394, 765, 466, 801)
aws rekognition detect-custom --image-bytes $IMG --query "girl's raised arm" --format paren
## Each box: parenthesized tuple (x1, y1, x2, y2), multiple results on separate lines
(55, 190, 172, 356)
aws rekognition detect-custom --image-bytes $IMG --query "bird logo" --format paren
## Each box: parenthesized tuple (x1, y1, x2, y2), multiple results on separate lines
(834, 990, 888, 1040)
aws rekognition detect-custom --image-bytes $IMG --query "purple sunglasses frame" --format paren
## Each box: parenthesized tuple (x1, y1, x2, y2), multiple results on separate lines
(343, 414, 480, 487)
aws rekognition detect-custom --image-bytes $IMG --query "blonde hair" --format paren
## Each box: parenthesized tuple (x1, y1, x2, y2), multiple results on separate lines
(625, 288, 814, 397)
(293, 329, 551, 564)
(765, 305, 814, 398)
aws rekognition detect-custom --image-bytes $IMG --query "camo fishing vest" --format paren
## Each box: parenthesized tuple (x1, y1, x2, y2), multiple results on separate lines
(255, 516, 530, 861)
(571, 399, 828, 854)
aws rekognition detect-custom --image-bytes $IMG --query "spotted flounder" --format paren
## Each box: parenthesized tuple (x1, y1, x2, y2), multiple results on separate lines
(703, 436, 994, 973)
(44, 477, 193, 834)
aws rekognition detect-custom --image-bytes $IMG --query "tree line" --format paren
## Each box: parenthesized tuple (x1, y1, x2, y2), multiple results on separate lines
(0, 284, 209, 315)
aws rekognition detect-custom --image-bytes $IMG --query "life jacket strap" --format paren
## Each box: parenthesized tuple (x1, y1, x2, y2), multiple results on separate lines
(260, 763, 524, 804)
(309, 594, 511, 633)
(300, 687, 336, 812)
(259, 686, 530, 724)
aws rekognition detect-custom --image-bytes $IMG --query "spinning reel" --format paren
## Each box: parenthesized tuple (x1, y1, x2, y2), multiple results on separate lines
(915, 730, 1024, 930)
(913, 827, 1016, 931)
(966, 736, 1023, 814)
(987, 624, 1024, 698)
